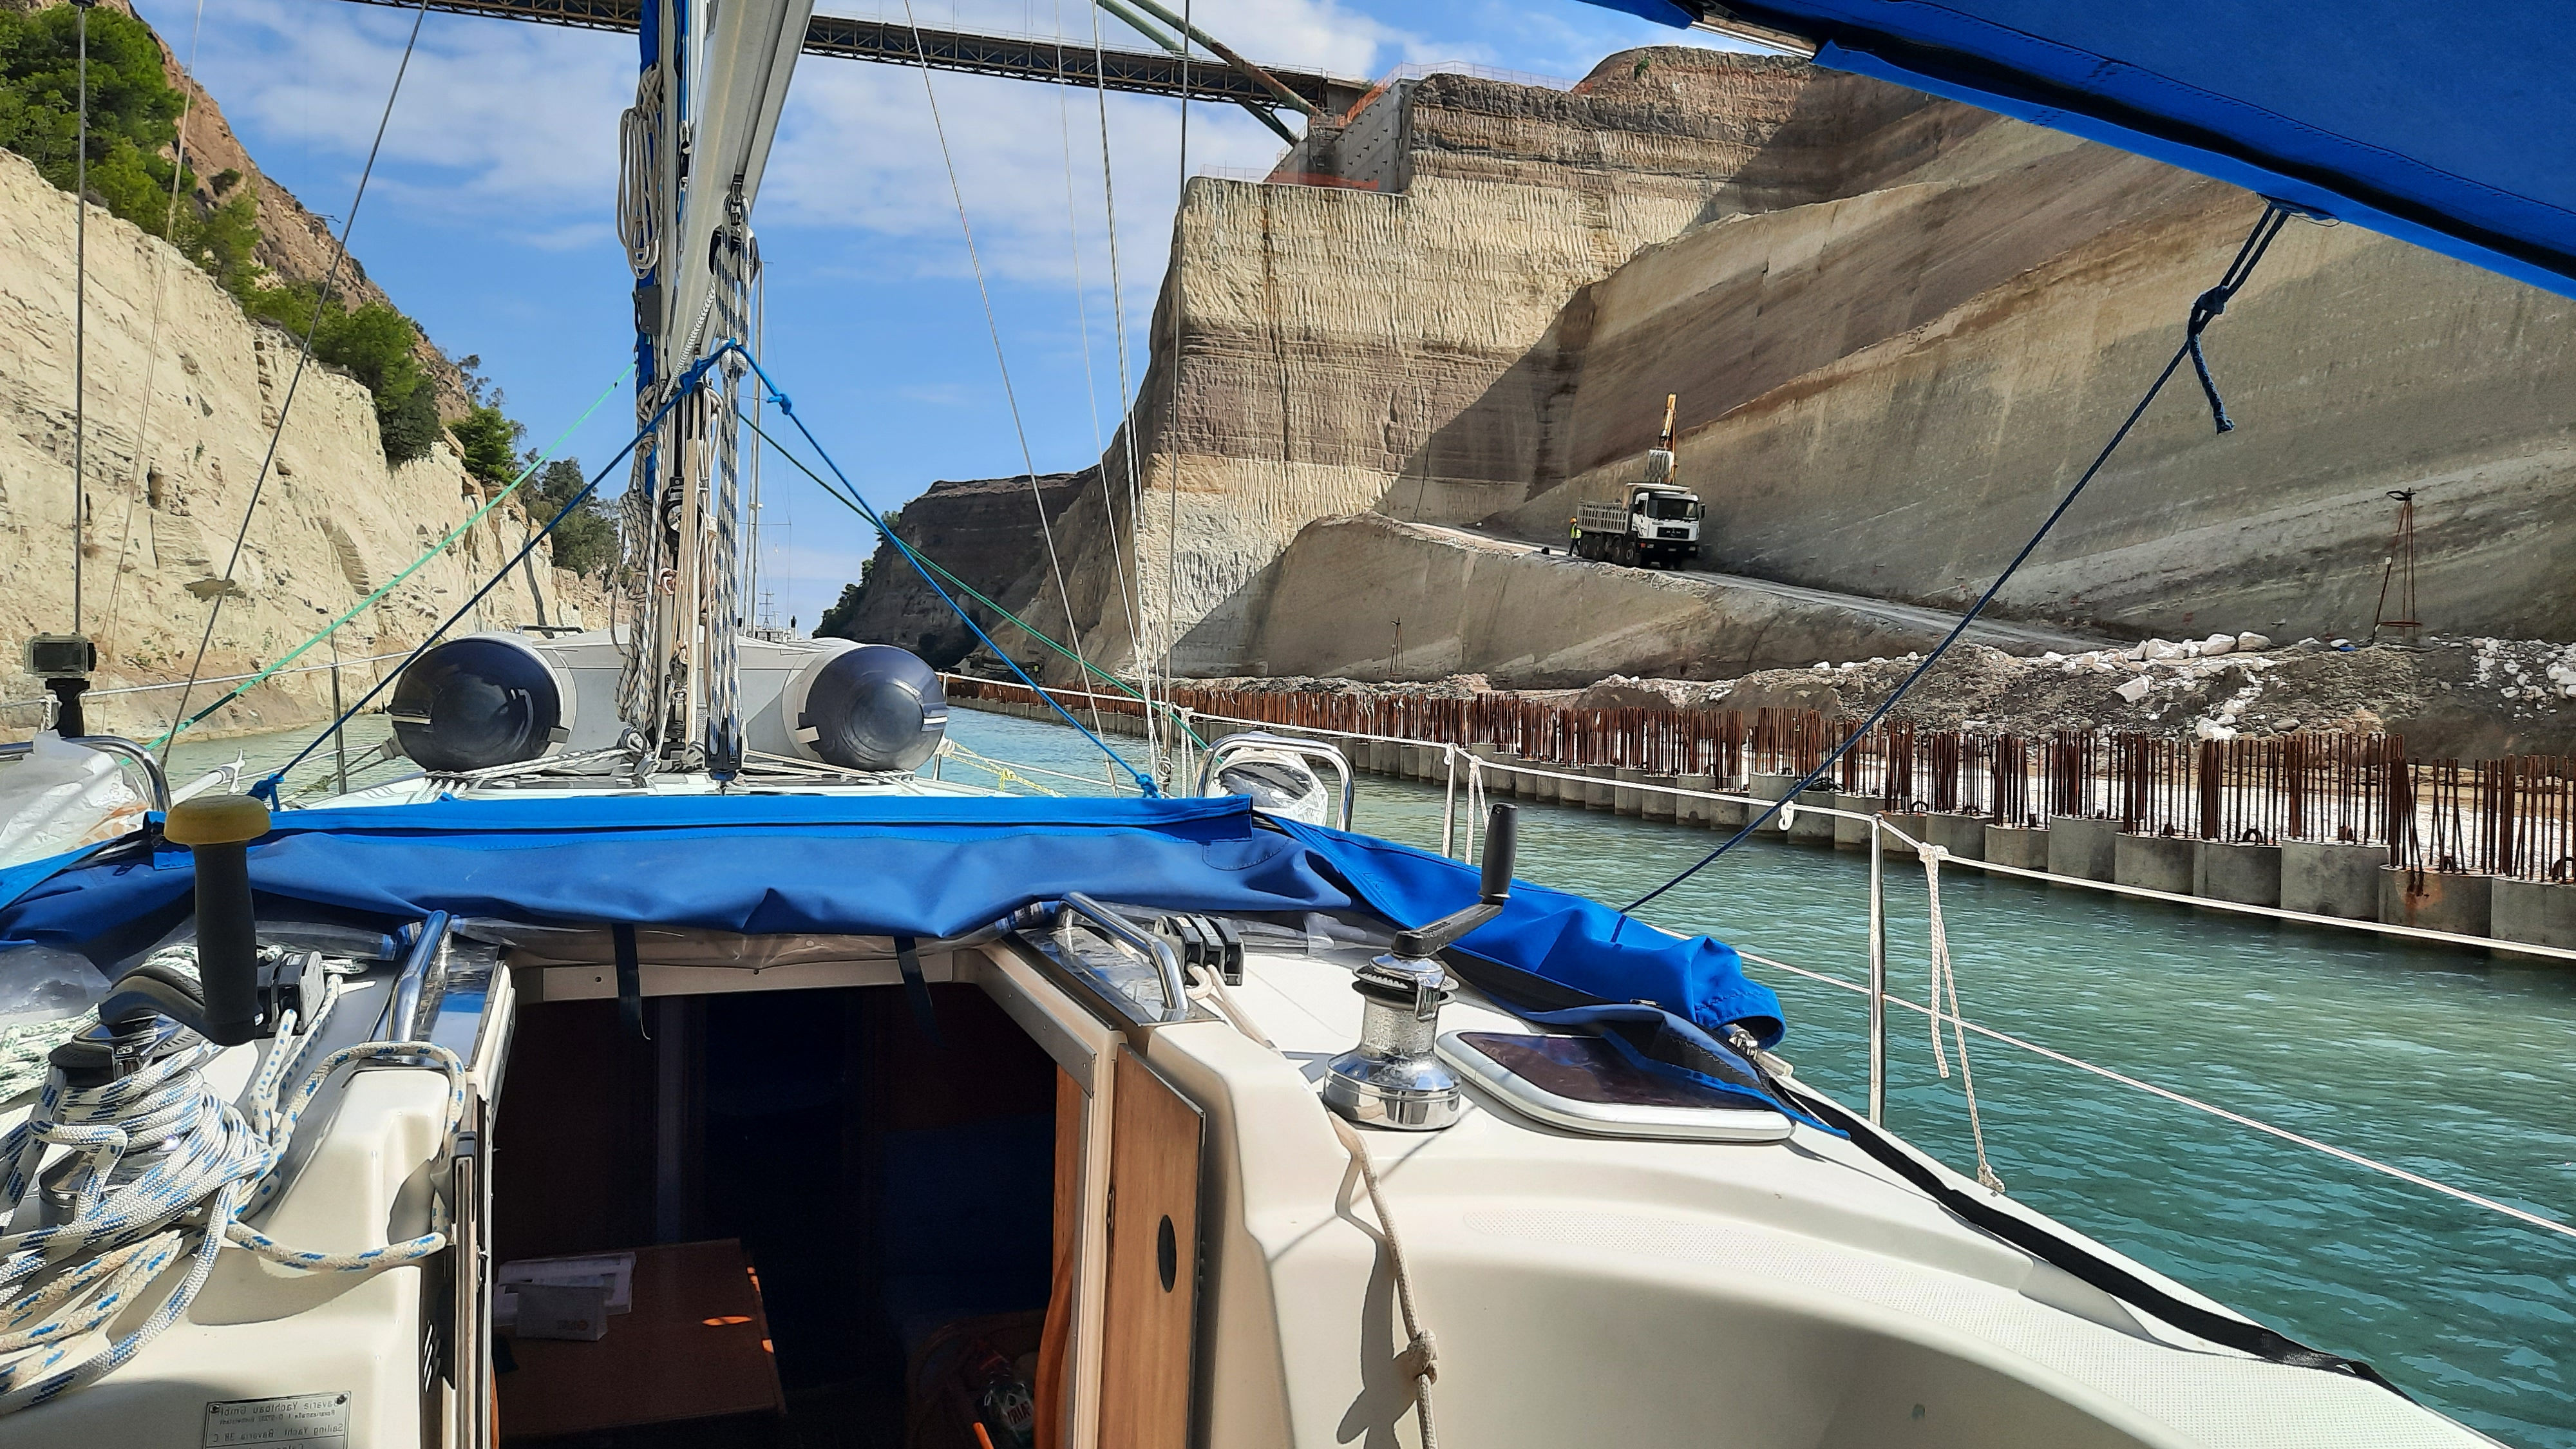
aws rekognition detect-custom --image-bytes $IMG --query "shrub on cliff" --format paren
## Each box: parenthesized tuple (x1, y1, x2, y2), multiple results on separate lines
(528, 457, 616, 579)
(0, 6, 185, 224)
(238, 281, 440, 466)
(450, 401, 523, 485)
(0, 3, 254, 285)
(816, 582, 866, 640)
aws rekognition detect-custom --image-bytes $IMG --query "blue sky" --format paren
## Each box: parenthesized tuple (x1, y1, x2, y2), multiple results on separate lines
(133, 0, 1733, 630)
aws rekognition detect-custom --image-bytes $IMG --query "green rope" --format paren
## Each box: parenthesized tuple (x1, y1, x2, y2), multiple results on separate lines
(734, 408, 1208, 750)
(146, 363, 636, 752)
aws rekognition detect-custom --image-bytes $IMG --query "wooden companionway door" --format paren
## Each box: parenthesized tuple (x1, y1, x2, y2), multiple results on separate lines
(1097, 1050, 1205, 1448)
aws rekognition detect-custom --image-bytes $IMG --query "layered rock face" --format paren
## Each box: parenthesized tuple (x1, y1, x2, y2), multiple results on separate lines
(848, 46, 2574, 683)
(1043, 50, 1955, 678)
(1490, 151, 2576, 643)
(0, 149, 596, 741)
(827, 469, 1092, 667)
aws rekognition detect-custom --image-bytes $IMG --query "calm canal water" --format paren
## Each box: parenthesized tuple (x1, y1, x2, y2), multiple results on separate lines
(210, 707, 2576, 1445)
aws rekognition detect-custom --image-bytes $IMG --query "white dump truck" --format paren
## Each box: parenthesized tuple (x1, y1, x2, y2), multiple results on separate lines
(1570, 393, 1703, 568)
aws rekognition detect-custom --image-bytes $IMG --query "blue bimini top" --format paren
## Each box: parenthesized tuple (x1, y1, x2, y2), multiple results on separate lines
(1584, 1, 2576, 301)
(0, 795, 1785, 1046)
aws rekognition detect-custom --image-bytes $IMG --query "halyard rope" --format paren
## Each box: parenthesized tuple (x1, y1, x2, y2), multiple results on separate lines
(0, 945, 464, 1413)
(1184, 963, 1439, 1447)
(1329, 1113, 1441, 1449)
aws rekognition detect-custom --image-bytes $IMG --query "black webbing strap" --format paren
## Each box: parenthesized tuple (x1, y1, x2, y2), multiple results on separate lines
(1764, 1065, 2412, 1399)
(612, 923, 650, 1041)
(893, 935, 943, 1046)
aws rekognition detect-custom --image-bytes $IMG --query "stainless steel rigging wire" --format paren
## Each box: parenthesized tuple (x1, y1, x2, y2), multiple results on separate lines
(160, 0, 436, 764)
(1055, 0, 1153, 764)
(1088, 0, 1162, 781)
(100, 0, 212, 667)
(898, 0, 1108, 741)
(69, 0, 91, 638)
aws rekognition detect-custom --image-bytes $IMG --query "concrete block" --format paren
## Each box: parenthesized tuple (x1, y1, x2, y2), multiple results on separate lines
(2047, 817, 2117, 882)
(2492, 878, 2576, 956)
(1985, 824, 2048, 870)
(1748, 773, 1797, 833)
(1643, 773, 1678, 822)
(1877, 810, 1927, 853)
(1530, 762, 1558, 804)
(2194, 840, 2281, 907)
(2279, 840, 2385, 920)
(2114, 833, 2195, 895)
(1786, 788, 1837, 846)
(1830, 793, 1878, 848)
(2380, 866, 2493, 939)
(1614, 766, 1645, 817)
(1711, 790, 1749, 828)
(1584, 764, 1617, 810)
(1677, 774, 1714, 827)
(1926, 812, 1989, 862)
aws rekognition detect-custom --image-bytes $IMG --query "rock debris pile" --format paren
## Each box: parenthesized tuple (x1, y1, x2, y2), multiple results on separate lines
(1195, 635, 2576, 761)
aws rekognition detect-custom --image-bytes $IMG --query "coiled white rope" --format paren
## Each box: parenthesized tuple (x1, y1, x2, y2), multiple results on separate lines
(617, 63, 665, 279)
(0, 946, 464, 1412)
(1917, 842, 2004, 1193)
(0, 1019, 86, 1108)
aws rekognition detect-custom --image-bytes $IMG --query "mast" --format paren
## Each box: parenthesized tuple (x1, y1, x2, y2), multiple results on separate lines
(617, 0, 813, 779)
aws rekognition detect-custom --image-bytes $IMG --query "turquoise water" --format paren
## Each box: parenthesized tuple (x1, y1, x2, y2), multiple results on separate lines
(194, 708, 2576, 1444)
(938, 707, 2576, 1448)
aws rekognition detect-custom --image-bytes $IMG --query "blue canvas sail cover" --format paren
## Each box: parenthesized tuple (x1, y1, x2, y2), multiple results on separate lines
(1586, 1, 2576, 300)
(0, 795, 1785, 1045)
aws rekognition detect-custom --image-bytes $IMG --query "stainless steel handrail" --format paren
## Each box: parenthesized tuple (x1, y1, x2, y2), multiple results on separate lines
(390, 912, 455, 1043)
(0, 734, 172, 811)
(450, 1088, 489, 1449)
(1059, 891, 1189, 1022)
(1195, 730, 1356, 830)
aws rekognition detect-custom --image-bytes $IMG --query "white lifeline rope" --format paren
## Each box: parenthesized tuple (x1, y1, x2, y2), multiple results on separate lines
(0, 947, 464, 1412)
(1185, 965, 1440, 1447)
(1917, 843, 2005, 1193)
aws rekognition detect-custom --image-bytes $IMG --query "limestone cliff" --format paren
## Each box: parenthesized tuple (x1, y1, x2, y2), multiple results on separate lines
(1487, 155, 2576, 644)
(840, 45, 2573, 683)
(827, 469, 1091, 668)
(0, 147, 599, 741)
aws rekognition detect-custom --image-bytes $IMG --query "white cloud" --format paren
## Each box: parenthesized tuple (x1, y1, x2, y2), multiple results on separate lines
(149, 0, 632, 221)
(148, 0, 1420, 299)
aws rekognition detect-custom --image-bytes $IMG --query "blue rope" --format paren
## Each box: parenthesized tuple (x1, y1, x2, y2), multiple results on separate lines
(253, 345, 747, 800)
(730, 354, 1159, 797)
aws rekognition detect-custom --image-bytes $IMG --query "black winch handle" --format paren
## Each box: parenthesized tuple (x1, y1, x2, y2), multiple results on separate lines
(155, 793, 273, 1045)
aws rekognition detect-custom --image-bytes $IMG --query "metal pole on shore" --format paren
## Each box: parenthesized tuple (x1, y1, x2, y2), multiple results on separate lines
(1869, 815, 1888, 1126)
